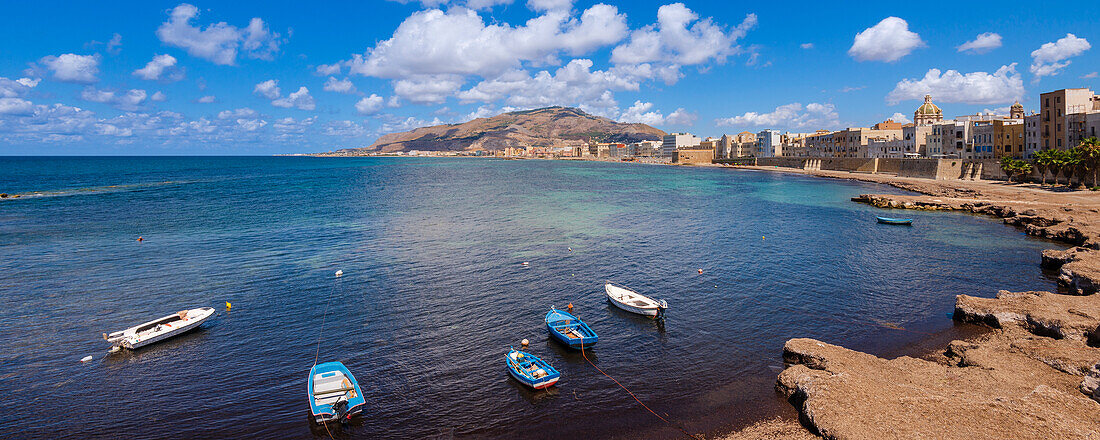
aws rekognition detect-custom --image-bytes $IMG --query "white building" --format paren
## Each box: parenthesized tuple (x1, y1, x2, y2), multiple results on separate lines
(755, 129, 782, 157)
(661, 133, 700, 157)
(1024, 113, 1041, 159)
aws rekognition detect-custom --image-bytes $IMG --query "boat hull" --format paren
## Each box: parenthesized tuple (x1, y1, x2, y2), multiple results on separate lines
(547, 325, 597, 349)
(507, 365, 559, 389)
(605, 283, 664, 317)
(506, 349, 560, 390)
(107, 307, 216, 350)
(876, 217, 913, 225)
(309, 361, 366, 424)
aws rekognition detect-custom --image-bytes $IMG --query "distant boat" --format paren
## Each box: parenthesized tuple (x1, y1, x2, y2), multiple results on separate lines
(308, 361, 366, 424)
(506, 348, 560, 389)
(545, 307, 597, 349)
(103, 307, 215, 350)
(605, 283, 667, 318)
(876, 216, 913, 225)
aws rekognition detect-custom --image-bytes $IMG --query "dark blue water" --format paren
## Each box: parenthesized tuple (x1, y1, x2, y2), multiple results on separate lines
(0, 157, 1060, 439)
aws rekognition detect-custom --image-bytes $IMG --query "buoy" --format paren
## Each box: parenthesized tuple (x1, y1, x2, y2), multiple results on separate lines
(567, 303, 573, 311)
(698, 268, 703, 274)
(521, 262, 529, 266)
(521, 338, 529, 346)
(335, 269, 343, 277)
(762, 236, 765, 240)
(568, 247, 572, 252)
(137, 236, 143, 242)
(80, 355, 93, 363)
(225, 301, 232, 311)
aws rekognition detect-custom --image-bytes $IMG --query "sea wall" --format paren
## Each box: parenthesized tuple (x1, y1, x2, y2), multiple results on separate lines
(751, 157, 979, 180)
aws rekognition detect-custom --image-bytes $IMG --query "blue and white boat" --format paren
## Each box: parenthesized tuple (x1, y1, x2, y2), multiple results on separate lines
(308, 361, 366, 424)
(545, 306, 597, 349)
(876, 216, 913, 225)
(506, 348, 560, 389)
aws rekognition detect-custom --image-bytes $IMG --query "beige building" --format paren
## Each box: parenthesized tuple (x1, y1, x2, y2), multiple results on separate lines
(993, 119, 1025, 159)
(1067, 111, 1100, 148)
(1023, 113, 1041, 159)
(914, 94, 944, 126)
(729, 131, 757, 157)
(673, 147, 715, 164)
(1040, 88, 1100, 150)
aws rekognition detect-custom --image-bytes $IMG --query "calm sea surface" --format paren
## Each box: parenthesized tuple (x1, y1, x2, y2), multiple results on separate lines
(0, 157, 1060, 439)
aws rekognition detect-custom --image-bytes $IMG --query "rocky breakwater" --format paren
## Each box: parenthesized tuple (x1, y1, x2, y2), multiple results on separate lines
(761, 186, 1100, 439)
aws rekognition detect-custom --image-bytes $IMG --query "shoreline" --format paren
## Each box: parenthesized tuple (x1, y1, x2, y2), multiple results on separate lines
(716, 165, 1100, 439)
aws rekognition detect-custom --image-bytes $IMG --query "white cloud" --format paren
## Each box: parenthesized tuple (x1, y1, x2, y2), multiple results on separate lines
(611, 5, 756, 67)
(39, 53, 100, 83)
(0, 98, 35, 115)
(888, 112, 911, 123)
(848, 17, 923, 62)
(378, 115, 444, 134)
(1082, 72, 1098, 79)
(716, 102, 839, 130)
(253, 79, 281, 99)
(133, 54, 183, 81)
(346, 5, 628, 79)
(1030, 33, 1091, 81)
(800, 43, 813, 49)
(272, 86, 315, 110)
(0, 77, 38, 98)
(156, 3, 282, 65)
(457, 59, 642, 111)
(527, 0, 571, 11)
(15, 78, 40, 88)
(315, 63, 341, 76)
(323, 120, 368, 137)
(274, 116, 317, 136)
(217, 107, 259, 119)
(197, 95, 216, 103)
(151, 91, 167, 102)
(957, 32, 1002, 54)
(887, 64, 1024, 105)
(323, 77, 357, 94)
(618, 100, 693, 126)
(79, 87, 148, 111)
(355, 94, 384, 114)
(107, 33, 123, 54)
(393, 75, 465, 104)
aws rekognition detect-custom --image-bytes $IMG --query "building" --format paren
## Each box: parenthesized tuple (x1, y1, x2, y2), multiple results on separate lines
(1024, 113, 1041, 159)
(1040, 88, 1100, 150)
(780, 132, 811, 157)
(914, 94, 944, 126)
(805, 130, 835, 157)
(714, 134, 734, 158)
(755, 129, 782, 157)
(969, 120, 995, 159)
(662, 133, 701, 156)
(830, 127, 902, 158)
(901, 124, 933, 157)
(993, 119, 1025, 159)
(1010, 101, 1025, 119)
(731, 131, 756, 157)
(699, 137, 721, 159)
(631, 140, 661, 157)
(1067, 111, 1100, 148)
(672, 147, 715, 164)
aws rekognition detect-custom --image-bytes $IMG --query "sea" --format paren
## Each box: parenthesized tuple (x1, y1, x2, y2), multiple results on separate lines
(0, 156, 1062, 439)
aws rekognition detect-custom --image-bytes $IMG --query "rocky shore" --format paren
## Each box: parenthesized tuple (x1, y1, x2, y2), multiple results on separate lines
(722, 167, 1100, 439)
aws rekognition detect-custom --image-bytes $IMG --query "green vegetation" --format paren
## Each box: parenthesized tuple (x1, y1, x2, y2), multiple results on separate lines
(998, 157, 1033, 183)
(1031, 138, 1100, 187)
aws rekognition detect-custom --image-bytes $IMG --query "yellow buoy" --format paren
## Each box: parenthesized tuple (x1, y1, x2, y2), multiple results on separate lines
(225, 301, 232, 311)
(521, 338, 529, 346)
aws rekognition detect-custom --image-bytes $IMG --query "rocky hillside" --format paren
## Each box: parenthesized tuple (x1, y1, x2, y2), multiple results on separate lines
(340, 107, 665, 153)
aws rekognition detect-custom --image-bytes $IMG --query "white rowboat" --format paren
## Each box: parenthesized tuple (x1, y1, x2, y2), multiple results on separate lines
(104, 307, 215, 350)
(605, 283, 667, 318)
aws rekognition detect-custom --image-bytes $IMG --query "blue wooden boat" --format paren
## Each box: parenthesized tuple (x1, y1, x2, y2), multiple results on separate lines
(506, 348, 561, 389)
(545, 306, 598, 349)
(308, 361, 366, 424)
(876, 216, 913, 225)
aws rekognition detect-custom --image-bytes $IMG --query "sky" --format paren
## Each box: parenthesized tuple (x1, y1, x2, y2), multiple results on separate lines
(1, 0, 1098, 155)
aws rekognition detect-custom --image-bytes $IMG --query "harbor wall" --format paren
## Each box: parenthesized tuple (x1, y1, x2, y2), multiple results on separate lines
(749, 157, 1000, 181)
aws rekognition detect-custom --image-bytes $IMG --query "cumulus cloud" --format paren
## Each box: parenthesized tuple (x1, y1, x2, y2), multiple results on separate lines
(393, 75, 465, 104)
(323, 120, 368, 137)
(39, 54, 100, 83)
(527, 0, 571, 11)
(0, 98, 35, 115)
(0, 76, 39, 98)
(848, 17, 923, 62)
(156, 3, 283, 65)
(315, 63, 341, 76)
(957, 32, 1002, 54)
(196, 95, 216, 103)
(800, 43, 813, 49)
(716, 102, 839, 130)
(618, 100, 693, 126)
(611, 5, 756, 67)
(1030, 33, 1091, 81)
(151, 91, 167, 101)
(1083, 72, 1099, 79)
(217, 107, 259, 119)
(355, 94, 384, 114)
(378, 115, 444, 134)
(133, 54, 184, 81)
(253, 79, 281, 99)
(323, 77, 357, 94)
(887, 64, 1024, 105)
(346, 5, 628, 79)
(888, 112, 911, 123)
(456, 59, 643, 111)
(79, 87, 149, 111)
(272, 86, 315, 110)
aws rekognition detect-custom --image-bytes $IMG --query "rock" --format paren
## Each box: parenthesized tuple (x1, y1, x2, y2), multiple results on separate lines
(954, 290, 1100, 340)
(0, 193, 7, 198)
(1083, 363, 1100, 402)
(718, 417, 819, 440)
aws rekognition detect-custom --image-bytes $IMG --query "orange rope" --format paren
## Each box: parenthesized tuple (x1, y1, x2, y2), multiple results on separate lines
(579, 338, 700, 439)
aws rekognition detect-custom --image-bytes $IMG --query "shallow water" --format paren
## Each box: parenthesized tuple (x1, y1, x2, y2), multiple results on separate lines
(0, 157, 1060, 439)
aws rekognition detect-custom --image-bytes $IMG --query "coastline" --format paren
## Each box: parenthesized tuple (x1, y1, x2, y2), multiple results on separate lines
(715, 165, 1100, 439)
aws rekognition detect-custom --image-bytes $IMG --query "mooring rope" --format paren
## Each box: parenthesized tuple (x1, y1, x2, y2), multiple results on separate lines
(313, 272, 342, 367)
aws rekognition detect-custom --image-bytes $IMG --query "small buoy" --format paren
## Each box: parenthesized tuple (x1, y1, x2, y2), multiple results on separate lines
(137, 236, 144, 242)
(698, 268, 703, 274)
(568, 247, 572, 252)
(335, 270, 343, 277)
(567, 303, 573, 311)
(225, 301, 232, 311)
(521, 338, 529, 346)
(762, 236, 765, 240)
(521, 262, 529, 266)
(80, 355, 93, 363)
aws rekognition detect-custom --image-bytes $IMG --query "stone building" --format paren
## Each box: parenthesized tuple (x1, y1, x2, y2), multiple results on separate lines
(914, 94, 943, 126)
(662, 133, 701, 156)
(993, 119, 1025, 159)
(1040, 88, 1100, 150)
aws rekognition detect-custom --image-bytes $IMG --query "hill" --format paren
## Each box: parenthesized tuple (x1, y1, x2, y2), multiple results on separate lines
(336, 107, 666, 154)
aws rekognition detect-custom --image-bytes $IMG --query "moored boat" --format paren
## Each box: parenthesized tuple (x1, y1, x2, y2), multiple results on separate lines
(545, 307, 597, 349)
(308, 361, 366, 424)
(876, 216, 913, 225)
(506, 348, 560, 389)
(605, 283, 667, 318)
(103, 307, 215, 350)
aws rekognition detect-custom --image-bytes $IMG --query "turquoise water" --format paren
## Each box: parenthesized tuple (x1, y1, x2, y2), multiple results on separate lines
(0, 157, 1059, 439)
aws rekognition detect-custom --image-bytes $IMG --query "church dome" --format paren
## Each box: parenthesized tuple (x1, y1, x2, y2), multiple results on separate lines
(1010, 101, 1023, 110)
(915, 94, 941, 116)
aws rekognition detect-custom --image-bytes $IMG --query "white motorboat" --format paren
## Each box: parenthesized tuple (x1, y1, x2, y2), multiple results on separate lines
(605, 283, 667, 318)
(104, 307, 215, 350)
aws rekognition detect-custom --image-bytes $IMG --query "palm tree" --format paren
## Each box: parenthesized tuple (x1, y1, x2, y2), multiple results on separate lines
(1077, 137, 1100, 187)
(1034, 149, 1054, 185)
(1050, 149, 1073, 186)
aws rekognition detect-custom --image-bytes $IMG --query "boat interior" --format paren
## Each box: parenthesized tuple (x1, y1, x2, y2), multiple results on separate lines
(509, 352, 551, 379)
(133, 314, 186, 335)
(313, 371, 357, 407)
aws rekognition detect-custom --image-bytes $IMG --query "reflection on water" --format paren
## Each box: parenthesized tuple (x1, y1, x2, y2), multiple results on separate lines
(0, 157, 1061, 439)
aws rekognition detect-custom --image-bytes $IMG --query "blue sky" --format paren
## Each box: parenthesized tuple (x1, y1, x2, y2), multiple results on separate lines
(1, 0, 1098, 155)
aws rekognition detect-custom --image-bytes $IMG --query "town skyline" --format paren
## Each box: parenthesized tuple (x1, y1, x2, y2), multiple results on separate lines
(1, 0, 1098, 155)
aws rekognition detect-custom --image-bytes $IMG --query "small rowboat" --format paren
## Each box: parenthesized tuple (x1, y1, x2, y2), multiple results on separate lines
(876, 216, 913, 225)
(103, 307, 215, 350)
(545, 307, 597, 349)
(605, 283, 667, 318)
(308, 361, 366, 424)
(506, 348, 560, 389)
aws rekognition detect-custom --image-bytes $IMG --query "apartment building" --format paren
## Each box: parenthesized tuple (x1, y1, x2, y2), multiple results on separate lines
(1040, 88, 1100, 150)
